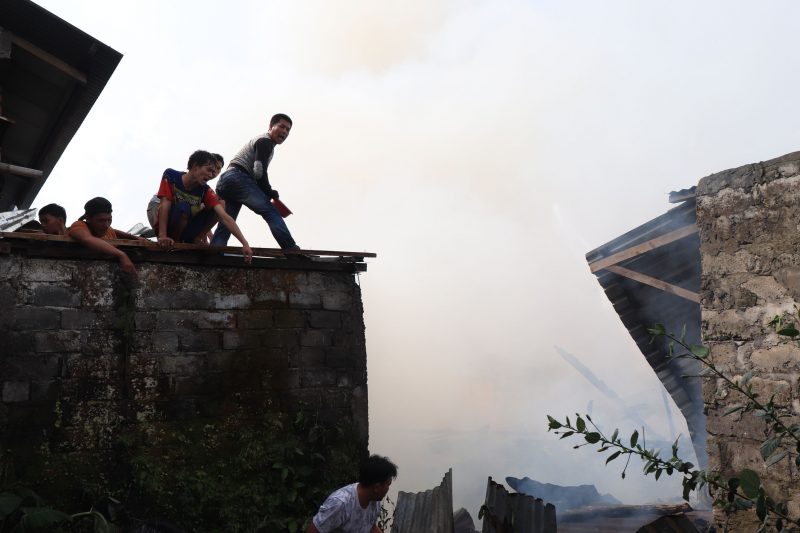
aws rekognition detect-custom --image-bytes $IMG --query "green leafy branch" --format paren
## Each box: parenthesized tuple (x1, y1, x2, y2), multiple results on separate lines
(548, 321, 800, 532)
(377, 496, 396, 532)
(546, 414, 798, 531)
(0, 485, 117, 532)
(768, 306, 800, 344)
(650, 323, 800, 469)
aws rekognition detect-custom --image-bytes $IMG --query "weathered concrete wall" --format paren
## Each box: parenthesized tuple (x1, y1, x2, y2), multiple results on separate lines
(696, 151, 800, 528)
(0, 249, 368, 499)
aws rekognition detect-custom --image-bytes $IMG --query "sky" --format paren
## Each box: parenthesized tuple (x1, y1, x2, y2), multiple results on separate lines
(32, 0, 800, 516)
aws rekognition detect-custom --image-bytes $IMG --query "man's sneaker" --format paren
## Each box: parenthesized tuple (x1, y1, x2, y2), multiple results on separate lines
(284, 246, 312, 261)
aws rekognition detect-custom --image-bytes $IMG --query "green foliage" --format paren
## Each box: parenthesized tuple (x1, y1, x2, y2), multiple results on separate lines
(769, 307, 800, 343)
(119, 407, 359, 532)
(4, 402, 360, 532)
(547, 323, 800, 532)
(0, 485, 113, 533)
(377, 496, 395, 532)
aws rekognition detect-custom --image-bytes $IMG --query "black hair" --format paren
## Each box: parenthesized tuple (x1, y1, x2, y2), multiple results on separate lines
(270, 113, 292, 127)
(187, 150, 216, 170)
(81, 197, 112, 219)
(358, 455, 397, 486)
(212, 153, 224, 166)
(39, 203, 67, 222)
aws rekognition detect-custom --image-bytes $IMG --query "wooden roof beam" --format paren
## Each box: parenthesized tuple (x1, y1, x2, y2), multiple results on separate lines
(589, 224, 698, 273)
(9, 33, 88, 85)
(606, 265, 700, 303)
(0, 162, 43, 179)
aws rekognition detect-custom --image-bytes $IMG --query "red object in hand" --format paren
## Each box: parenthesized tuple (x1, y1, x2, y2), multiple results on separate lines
(272, 198, 292, 218)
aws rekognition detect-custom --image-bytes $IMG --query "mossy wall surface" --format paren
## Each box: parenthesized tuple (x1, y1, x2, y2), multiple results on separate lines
(0, 252, 368, 528)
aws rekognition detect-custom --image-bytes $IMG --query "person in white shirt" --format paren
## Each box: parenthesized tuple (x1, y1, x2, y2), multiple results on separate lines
(307, 455, 398, 533)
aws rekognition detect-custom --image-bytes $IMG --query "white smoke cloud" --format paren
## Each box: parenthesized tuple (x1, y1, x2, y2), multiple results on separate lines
(32, 0, 800, 516)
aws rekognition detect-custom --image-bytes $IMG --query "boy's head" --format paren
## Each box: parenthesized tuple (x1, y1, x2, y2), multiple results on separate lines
(186, 150, 218, 185)
(38, 203, 67, 235)
(358, 455, 397, 501)
(268, 113, 292, 144)
(80, 197, 113, 237)
(211, 153, 224, 178)
(187, 149, 216, 170)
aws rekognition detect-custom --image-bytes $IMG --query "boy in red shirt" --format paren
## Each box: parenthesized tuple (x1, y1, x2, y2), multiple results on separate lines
(150, 150, 253, 263)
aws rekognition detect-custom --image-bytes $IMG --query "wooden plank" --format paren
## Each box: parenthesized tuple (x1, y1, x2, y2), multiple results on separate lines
(17, 244, 367, 273)
(0, 162, 42, 179)
(0, 232, 376, 258)
(606, 265, 700, 303)
(589, 224, 697, 273)
(10, 34, 88, 84)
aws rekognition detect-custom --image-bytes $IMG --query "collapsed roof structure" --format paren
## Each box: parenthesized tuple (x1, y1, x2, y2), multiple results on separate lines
(585, 190, 706, 474)
(0, 0, 121, 211)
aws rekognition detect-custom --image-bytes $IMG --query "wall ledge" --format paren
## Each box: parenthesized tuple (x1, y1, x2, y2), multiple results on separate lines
(0, 232, 373, 272)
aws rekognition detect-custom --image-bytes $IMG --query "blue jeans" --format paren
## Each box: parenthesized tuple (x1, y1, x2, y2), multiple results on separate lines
(210, 168, 297, 249)
(147, 199, 215, 243)
(171, 203, 215, 243)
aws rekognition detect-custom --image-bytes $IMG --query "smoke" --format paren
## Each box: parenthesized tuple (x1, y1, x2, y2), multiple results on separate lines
(31, 0, 800, 518)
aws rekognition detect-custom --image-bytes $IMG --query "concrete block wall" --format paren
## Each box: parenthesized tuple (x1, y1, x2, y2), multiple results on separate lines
(696, 151, 800, 529)
(0, 251, 368, 480)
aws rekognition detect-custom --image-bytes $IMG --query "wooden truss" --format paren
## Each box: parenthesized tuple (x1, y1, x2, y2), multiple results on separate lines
(588, 224, 700, 303)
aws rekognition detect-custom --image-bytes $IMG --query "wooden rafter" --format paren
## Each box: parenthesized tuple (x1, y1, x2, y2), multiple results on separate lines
(589, 224, 698, 273)
(10, 33, 88, 84)
(606, 265, 700, 303)
(0, 162, 42, 179)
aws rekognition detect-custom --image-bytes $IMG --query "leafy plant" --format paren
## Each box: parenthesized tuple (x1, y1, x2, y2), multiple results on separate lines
(377, 495, 395, 531)
(0, 485, 115, 533)
(119, 407, 359, 532)
(547, 322, 800, 532)
(768, 306, 800, 345)
(4, 400, 360, 532)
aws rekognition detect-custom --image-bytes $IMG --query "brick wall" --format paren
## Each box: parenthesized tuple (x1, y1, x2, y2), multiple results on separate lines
(0, 247, 368, 497)
(696, 151, 800, 528)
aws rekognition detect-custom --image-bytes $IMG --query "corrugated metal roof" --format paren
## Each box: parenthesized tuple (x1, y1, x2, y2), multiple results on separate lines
(0, 208, 36, 231)
(392, 469, 454, 533)
(481, 477, 556, 533)
(0, 0, 122, 211)
(584, 200, 707, 478)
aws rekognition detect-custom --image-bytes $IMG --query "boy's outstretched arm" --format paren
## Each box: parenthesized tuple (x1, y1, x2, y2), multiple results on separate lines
(213, 204, 253, 263)
(69, 225, 138, 279)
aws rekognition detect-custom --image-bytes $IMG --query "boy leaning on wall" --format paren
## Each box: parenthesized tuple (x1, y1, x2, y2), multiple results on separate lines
(68, 196, 145, 279)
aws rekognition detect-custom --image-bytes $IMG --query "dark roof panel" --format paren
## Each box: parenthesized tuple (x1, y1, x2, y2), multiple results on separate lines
(0, 0, 122, 210)
(585, 200, 706, 474)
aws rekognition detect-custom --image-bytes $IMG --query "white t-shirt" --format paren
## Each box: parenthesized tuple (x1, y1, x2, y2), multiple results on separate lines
(312, 483, 380, 533)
